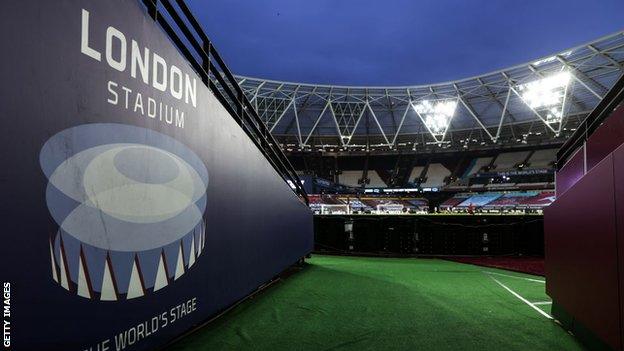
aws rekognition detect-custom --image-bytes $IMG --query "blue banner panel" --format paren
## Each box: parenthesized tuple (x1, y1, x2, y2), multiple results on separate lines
(0, 1, 313, 350)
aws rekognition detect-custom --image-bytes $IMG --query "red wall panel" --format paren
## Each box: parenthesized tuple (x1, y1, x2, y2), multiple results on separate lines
(555, 106, 624, 197)
(545, 154, 621, 350)
(587, 106, 624, 171)
(555, 145, 585, 196)
(612, 143, 624, 347)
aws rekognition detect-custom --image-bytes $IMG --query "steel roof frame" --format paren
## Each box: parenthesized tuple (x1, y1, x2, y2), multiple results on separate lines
(232, 31, 624, 153)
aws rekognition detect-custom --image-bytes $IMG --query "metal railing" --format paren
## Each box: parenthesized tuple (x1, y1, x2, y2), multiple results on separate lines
(141, 0, 308, 204)
(557, 72, 624, 170)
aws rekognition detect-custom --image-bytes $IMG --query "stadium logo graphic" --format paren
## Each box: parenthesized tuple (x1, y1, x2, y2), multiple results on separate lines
(40, 123, 209, 300)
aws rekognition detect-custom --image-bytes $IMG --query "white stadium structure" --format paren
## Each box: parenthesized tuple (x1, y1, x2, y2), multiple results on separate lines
(235, 31, 624, 154)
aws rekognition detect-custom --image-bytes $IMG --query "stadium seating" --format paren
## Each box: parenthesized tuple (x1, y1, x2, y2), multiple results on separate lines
(440, 194, 471, 209)
(408, 166, 425, 183)
(309, 191, 553, 213)
(493, 151, 530, 170)
(354, 201, 369, 210)
(406, 198, 429, 210)
(342, 198, 371, 211)
(463, 156, 493, 177)
(457, 193, 503, 208)
(308, 195, 323, 204)
(527, 149, 557, 169)
(340, 170, 363, 187)
(359, 198, 387, 208)
(483, 192, 538, 209)
(517, 191, 555, 209)
(307, 194, 324, 212)
(421, 163, 451, 188)
(309, 195, 429, 213)
(292, 148, 557, 192)
(439, 191, 554, 211)
(366, 170, 387, 188)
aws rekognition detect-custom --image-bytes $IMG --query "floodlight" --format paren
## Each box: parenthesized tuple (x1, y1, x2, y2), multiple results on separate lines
(517, 71, 571, 123)
(412, 99, 458, 135)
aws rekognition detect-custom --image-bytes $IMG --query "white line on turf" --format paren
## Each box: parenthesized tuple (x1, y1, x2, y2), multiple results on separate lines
(532, 301, 553, 305)
(482, 271, 545, 283)
(488, 275, 552, 319)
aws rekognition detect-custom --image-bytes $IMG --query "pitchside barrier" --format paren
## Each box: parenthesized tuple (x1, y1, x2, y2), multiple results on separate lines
(314, 215, 544, 256)
(0, 1, 312, 350)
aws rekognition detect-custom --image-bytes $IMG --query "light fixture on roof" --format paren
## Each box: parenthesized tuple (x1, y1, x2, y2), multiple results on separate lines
(517, 71, 571, 124)
(412, 99, 458, 135)
(532, 51, 571, 66)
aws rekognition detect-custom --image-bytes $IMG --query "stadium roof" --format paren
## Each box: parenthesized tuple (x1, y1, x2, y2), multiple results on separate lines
(235, 31, 624, 154)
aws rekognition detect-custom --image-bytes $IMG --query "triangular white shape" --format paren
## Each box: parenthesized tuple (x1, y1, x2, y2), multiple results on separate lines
(77, 252, 91, 298)
(515, 72, 570, 135)
(303, 103, 342, 145)
(412, 99, 458, 144)
(174, 244, 185, 280)
(201, 223, 206, 250)
(153, 253, 168, 292)
(188, 236, 196, 268)
(197, 231, 203, 257)
(196, 233, 201, 258)
(331, 102, 367, 140)
(49, 239, 58, 283)
(58, 249, 70, 291)
(100, 259, 117, 301)
(126, 259, 144, 299)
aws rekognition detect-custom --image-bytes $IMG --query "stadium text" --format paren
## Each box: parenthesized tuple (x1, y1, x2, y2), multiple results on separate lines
(81, 9, 196, 129)
(82, 297, 197, 351)
(106, 81, 185, 128)
(2, 282, 10, 348)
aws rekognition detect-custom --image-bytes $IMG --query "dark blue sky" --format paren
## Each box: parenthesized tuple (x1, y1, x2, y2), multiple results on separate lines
(186, 0, 623, 86)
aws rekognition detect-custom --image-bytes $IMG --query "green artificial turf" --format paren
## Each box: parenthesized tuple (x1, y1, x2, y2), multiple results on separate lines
(166, 255, 582, 351)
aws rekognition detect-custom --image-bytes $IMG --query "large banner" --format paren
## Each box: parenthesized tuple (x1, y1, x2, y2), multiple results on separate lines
(0, 1, 313, 350)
